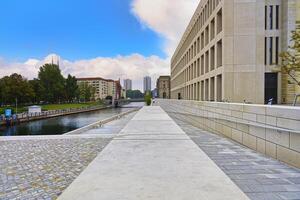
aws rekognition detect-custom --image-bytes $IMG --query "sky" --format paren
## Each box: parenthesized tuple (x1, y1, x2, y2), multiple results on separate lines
(0, 0, 200, 90)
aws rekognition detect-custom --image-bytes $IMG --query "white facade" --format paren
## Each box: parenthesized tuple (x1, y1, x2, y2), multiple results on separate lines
(123, 79, 132, 91)
(143, 76, 151, 93)
(77, 78, 118, 100)
(171, 0, 300, 104)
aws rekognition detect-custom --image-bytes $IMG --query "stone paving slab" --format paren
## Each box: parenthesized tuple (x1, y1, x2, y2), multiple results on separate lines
(0, 110, 139, 200)
(169, 113, 300, 200)
(0, 138, 110, 200)
(59, 106, 249, 200)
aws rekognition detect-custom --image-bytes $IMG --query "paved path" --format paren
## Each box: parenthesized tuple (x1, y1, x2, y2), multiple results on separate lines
(59, 106, 249, 200)
(170, 113, 300, 200)
(0, 137, 110, 200)
(0, 111, 137, 200)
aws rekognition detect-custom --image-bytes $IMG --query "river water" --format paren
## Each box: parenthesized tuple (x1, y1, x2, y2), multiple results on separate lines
(0, 103, 144, 136)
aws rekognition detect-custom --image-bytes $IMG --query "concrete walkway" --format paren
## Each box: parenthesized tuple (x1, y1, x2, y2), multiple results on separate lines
(58, 106, 249, 200)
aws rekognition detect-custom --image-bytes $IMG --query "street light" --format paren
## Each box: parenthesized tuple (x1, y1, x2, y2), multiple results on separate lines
(15, 98, 18, 115)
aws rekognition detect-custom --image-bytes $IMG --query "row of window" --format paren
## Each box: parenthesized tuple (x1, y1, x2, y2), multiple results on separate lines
(172, 9, 223, 78)
(184, 74, 222, 102)
(265, 37, 280, 66)
(183, 40, 222, 82)
(172, 0, 222, 67)
(265, 5, 280, 30)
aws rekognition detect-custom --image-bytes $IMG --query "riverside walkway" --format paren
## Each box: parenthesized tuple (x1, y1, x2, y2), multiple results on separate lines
(59, 106, 249, 200)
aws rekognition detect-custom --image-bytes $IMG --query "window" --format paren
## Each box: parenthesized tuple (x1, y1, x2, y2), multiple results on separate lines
(264, 37, 267, 65)
(276, 5, 279, 29)
(197, 58, 200, 77)
(275, 37, 279, 65)
(217, 74, 222, 102)
(217, 40, 222, 67)
(217, 9, 222, 34)
(265, 6, 267, 30)
(270, 5, 273, 30)
(201, 81, 204, 101)
(269, 37, 273, 64)
(197, 37, 200, 53)
(210, 46, 215, 71)
(210, 77, 215, 101)
(205, 79, 209, 101)
(205, 51, 209, 73)
(201, 55, 204, 75)
(205, 26, 209, 45)
(201, 32, 205, 49)
(210, 18, 215, 40)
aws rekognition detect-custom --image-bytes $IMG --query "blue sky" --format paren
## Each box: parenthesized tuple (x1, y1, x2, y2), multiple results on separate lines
(0, 0, 198, 90)
(0, 0, 164, 61)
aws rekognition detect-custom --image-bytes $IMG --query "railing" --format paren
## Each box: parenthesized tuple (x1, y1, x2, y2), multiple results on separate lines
(0, 105, 109, 126)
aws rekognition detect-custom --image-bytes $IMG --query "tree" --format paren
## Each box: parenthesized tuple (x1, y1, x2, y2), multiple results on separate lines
(278, 30, 300, 86)
(144, 91, 152, 106)
(65, 74, 79, 102)
(126, 90, 144, 99)
(78, 82, 95, 102)
(38, 64, 65, 103)
(0, 73, 34, 105)
(28, 79, 45, 103)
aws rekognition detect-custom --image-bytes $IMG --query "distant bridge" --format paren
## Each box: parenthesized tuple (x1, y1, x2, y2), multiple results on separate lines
(113, 99, 145, 107)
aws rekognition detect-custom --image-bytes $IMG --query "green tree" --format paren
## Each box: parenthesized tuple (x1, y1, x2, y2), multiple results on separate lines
(278, 30, 300, 86)
(28, 78, 45, 103)
(144, 91, 152, 106)
(126, 90, 144, 99)
(78, 82, 95, 102)
(65, 74, 79, 102)
(38, 64, 65, 103)
(0, 73, 34, 105)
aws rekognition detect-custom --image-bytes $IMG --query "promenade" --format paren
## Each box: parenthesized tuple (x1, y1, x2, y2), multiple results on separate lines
(59, 106, 249, 200)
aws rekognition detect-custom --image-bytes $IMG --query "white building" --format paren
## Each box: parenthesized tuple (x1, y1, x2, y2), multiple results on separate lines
(77, 77, 120, 100)
(171, 0, 300, 104)
(123, 79, 132, 91)
(143, 76, 152, 93)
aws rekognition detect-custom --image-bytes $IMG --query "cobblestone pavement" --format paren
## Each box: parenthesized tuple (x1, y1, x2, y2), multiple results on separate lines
(0, 138, 110, 200)
(170, 114, 300, 200)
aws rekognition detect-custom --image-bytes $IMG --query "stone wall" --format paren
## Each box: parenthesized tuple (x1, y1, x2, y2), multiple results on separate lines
(155, 99, 300, 168)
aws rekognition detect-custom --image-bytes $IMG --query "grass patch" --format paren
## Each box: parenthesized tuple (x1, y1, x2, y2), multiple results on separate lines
(41, 102, 103, 111)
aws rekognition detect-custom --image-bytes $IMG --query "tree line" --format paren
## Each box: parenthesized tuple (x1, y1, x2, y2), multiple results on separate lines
(0, 63, 95, 105)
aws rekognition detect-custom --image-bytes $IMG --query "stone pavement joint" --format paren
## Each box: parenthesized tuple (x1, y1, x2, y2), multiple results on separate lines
(59, 106, 249, 200)
(169, 113, 300, 200)
(0, 138, 110, 200)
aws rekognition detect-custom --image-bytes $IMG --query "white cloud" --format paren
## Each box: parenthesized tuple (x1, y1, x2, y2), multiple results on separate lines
(131, 0, 200, 56)
(0, 54, 169, 91)
(0, 0, 200, 91)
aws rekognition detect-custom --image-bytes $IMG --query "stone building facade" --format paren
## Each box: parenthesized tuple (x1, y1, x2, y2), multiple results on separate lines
(156, 76, 171, 99)
(171, 0, 300, 104)
(77, 77, 120, 100)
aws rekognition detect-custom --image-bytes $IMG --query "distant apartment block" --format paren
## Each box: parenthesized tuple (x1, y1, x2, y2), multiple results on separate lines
(157, 76, 171, 99)
(171, 0, 300, 104)
(123, 79, 132, 91)
(143, 76, 151, 93)
(77, 77, 121, 100)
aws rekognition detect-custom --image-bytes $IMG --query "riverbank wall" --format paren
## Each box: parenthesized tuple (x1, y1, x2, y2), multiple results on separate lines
(0, 105, 112, 126)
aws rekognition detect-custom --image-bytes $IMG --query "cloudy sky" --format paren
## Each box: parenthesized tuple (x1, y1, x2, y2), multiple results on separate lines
(0, 0, 200, 90)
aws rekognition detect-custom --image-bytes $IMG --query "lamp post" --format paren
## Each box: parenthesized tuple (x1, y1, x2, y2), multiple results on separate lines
(15, 98, 18, 115)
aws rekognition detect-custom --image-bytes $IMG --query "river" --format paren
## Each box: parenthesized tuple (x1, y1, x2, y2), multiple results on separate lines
(0, 102, 144, 136)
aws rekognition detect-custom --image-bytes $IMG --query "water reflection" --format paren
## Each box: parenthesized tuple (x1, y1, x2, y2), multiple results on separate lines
(0, 103, 144, 136)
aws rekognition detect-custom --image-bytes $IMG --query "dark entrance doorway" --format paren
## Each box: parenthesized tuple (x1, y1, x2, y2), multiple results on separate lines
(163, 92, 167, 99)
(178, 93, 181, 100)
(265, 73, 278, 104)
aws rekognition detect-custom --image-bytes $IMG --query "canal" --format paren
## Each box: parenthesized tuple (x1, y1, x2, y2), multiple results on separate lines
(0, 103, 144, 136)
